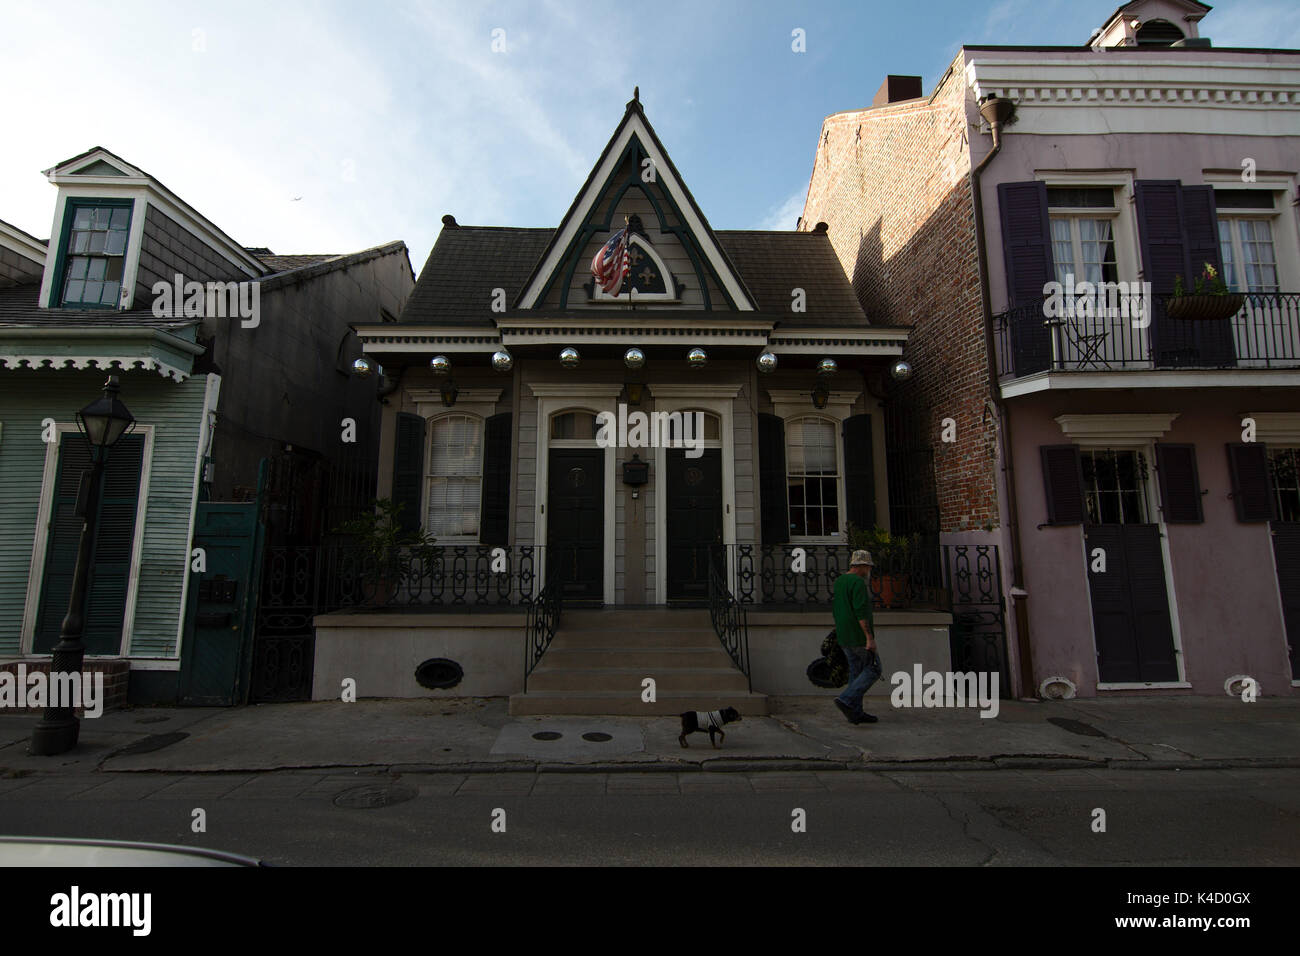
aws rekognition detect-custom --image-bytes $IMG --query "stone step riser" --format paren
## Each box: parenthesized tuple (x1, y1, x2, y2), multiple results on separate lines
(542, 649, 734, 668)
(526, 671, 751, 693)
(551, 629, 721, 648)
(559, 613, 712, 629)
(508, 695, 768, 717)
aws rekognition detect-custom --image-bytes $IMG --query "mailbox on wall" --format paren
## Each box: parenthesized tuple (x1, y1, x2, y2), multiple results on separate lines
(622, 454, 649, 486)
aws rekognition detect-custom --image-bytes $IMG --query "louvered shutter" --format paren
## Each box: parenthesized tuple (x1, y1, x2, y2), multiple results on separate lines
(757, 413, 789, 544)
(842, 414, 876, 532)
(1041, 444, 1085, 525)
(997, 181, 1055, 374)
(392, 413, 425, 534)
(1154, 443, 1204, 523)
(479, 413, 512, 546)
(1226, 443, 1274, 522)
(1181, 184, 1236, 366)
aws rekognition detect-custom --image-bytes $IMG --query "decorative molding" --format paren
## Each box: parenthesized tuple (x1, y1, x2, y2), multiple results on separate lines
(648, 384, 743, 399)
(1244, 412, 1300, 444)
(767, 388, 862, 422)
(1054, 412, 1178, 442)
(527, 383, 624, 399)
(406, 387, 502, 420)
(1001, 369, 1300, 397)
(0, 354, 190, 382)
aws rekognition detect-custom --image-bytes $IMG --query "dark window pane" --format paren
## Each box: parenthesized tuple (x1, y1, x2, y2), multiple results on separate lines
(1215, 189, 1275, 210)
(1047, 187, 1115, 208)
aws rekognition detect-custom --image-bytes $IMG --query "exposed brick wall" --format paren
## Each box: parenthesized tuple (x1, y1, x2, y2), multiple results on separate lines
(0, 658, 129, 714)
(800, 54, 1000, 534)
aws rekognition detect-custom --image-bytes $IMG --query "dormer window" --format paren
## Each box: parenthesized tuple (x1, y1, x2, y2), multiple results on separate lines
(55, 198, 133, 308)
(1134, 19, 1185, 45)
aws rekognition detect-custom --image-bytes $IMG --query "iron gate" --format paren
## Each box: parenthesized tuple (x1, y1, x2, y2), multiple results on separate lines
(943, 545, 1009, 696)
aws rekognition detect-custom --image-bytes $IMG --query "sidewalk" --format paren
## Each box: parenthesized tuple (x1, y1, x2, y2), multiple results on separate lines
(2, 695, 1298, 777)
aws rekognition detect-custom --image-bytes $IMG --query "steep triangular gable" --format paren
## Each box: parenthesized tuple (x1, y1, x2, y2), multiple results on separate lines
(516, 96, 756, 312)
(45, 147, 148, 181)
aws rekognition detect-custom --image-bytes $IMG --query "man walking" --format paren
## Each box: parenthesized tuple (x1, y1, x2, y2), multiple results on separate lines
(833, 550, 881, 724)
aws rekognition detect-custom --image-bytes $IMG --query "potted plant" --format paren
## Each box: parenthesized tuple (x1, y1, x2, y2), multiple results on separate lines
(846, 524, 915, 609)
(333, 499, 438, 605)
(1166, 262, 1245, 321)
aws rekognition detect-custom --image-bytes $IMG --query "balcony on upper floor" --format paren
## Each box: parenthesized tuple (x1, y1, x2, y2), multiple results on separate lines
(993, 291, 1300, 393)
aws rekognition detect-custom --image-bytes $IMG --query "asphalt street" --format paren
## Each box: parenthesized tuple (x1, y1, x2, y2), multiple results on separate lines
(2, 767, 1297, 866)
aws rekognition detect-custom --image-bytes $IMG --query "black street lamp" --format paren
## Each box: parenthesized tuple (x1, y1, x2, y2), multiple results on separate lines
(29, 376, 135, 756)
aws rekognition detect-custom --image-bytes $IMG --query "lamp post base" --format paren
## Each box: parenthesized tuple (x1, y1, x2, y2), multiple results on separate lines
(28, 714, 81, 756)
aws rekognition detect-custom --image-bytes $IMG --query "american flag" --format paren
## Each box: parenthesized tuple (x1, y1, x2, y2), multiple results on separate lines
(591, 226, 630, 295)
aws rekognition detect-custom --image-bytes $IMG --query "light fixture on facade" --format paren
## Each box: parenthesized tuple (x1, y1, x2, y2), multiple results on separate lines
(430, 355, 451, 376)
(624, 347, 645, 370)
(817, 357, 838, 376)
(440, 379, 459, 407)
(626, 382, 644, 405)
(756, 352, 778, 373)
(891, 359, 913, 381)
(811, 379, 831, 409)
(560, 347, 581, 369)
(352, 357, 374, 378)
(687, 347, 707, 369)
(492, 350, 513, 372)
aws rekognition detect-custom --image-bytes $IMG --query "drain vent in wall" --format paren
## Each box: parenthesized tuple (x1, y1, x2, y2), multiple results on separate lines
(415, 658, 464, 690)
(532, 731, 563, 741)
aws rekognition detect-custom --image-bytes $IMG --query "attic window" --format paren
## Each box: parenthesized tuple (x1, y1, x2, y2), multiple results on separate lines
(590, 233, 678, 303)
(1134, 19, 1184, 46)
(56, 199, 133, 308)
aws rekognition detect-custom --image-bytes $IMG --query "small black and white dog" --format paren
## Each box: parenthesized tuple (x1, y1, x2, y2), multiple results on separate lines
(678, 708, 742, 749)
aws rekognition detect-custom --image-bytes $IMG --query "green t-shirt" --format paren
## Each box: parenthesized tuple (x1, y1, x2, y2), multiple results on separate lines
(833, 572, 873, 647)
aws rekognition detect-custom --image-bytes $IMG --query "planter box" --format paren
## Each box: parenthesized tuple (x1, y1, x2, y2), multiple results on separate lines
(1166, 293, 1245, 322)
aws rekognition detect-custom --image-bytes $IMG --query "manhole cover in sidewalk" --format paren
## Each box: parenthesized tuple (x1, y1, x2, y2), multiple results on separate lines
(111, 732, 189, 756)
(532, 731, 563, 741)
(333, 784, 418, 809)
(1047, 717, 1108, 738)
(582, 732, 613, 742)
(134, 715, 171, 725)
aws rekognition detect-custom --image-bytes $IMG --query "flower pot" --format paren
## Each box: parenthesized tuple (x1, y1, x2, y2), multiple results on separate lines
(874, 572, 911, 609)
(1165, 293, 1245, 322)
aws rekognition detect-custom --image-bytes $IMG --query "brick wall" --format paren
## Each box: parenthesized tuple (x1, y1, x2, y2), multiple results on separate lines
(800, 54, 1000, 533)
(0, 659, 130, 714)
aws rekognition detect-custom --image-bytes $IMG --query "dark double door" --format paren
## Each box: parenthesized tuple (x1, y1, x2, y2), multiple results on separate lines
(1084, 524, 1179, 683)
(1272, 523, 1300, 680)
(547, 449, 604, 603)
(665, 448, 723, 602)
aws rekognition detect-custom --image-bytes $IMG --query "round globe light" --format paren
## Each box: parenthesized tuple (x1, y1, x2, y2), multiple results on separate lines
(687, 348, 707, 369)
(624, 347, 646, 370)
(891, 359, 913, 381)
(430, 355, 452, 376)
(352, 357, 374, 378)
(817, 357, 838, 376)
(756, 352, 778, 374)
(492, 350, 513, 372)
(560, 347, 581, 369)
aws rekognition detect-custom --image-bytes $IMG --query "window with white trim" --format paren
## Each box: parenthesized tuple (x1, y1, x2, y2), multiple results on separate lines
(58, 200, 133, 308)
(786, 417, 840, 537)
(1081, 448, 1149, 525)
(1048, 187, 1119, 285)
(1216, 190, 1280, 293)
(1268, 446, 1300, 523)
(426, 414, 482, 537)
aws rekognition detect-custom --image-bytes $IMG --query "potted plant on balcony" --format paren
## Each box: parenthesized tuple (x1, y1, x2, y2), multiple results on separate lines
(1166, 262, 1245, 321)
(333, 499, 437, 606)
(846, 524, 915, 609)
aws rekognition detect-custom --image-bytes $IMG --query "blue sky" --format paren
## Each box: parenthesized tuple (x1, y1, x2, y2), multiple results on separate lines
(1, 0, 1296, 264)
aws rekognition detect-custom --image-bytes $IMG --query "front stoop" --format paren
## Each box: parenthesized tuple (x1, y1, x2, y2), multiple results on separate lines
(509, 609, 768, 716)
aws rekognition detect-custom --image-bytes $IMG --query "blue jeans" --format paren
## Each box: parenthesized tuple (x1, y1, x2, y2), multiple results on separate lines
(836, 646, 882, 717)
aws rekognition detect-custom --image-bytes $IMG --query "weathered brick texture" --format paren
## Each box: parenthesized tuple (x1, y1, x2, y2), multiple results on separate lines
(0, 658, 130, 714)
(801, 54, 999, 533)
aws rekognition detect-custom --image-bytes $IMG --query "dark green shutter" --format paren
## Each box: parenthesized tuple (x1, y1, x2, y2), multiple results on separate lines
(1226, 443, 1274, 522)
(842, 414, 876, 532)
(479, 412, 512, 546)
(1041, 444, 1085, 525)
(757, 413, 788, 545)
(35, 433, 144, 655)
(392, 413, 425, 534)
(1154, 443, 1204, 523)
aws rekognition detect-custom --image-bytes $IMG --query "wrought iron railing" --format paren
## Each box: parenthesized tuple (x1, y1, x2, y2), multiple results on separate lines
(725, 539, 946, 610)
(258, 544, 544, 620)
(524, 561, 563, 688)
(707, 547, 751, 690)
(995, 291, 1300, 377)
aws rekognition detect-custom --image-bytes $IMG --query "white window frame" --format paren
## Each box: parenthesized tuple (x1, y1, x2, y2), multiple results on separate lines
(1217, 212, 1281, 293)
(22, 423, 155, 656)
(1206, 177, 1299, 293)
(784, 415, 844, 542)
(422, 412, 484, 544)
(590, 234, 679, 303)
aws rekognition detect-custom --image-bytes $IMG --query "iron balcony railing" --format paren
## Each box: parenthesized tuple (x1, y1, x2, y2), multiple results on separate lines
(707, 548, 751, 689)
(524, 560, 564, 688)
(994, 291, 1300, 378)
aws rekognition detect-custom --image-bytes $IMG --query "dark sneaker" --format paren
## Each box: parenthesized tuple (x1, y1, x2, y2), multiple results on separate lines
(833, 698, 858, 723)
(856, 713, 879, 724)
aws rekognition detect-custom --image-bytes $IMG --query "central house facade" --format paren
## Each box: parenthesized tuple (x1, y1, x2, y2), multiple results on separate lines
(314, 95, 956, 712)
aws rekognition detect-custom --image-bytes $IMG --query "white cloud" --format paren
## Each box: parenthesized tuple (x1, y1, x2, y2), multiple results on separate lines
(756, 185, 809, 231)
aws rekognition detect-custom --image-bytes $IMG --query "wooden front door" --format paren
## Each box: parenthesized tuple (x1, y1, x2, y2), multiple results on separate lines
(665, 448, 723, 602)
(1272, 523, 1300, 681)
(1080, 448, 1179, 683)
(547, 448, 604, 603)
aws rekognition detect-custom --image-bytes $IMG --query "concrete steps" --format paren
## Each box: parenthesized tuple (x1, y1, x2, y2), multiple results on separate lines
(509, 609, 767, 716)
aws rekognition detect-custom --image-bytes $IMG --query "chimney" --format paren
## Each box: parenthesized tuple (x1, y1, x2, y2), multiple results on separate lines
(872, 75, 923, 107)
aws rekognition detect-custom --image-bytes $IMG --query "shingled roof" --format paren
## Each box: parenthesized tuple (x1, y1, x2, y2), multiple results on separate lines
(0, 284, 195, 330)
(399, 224, 869, 329)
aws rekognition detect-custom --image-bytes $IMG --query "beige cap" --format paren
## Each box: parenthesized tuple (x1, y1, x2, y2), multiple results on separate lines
(850, 550, 874, 567)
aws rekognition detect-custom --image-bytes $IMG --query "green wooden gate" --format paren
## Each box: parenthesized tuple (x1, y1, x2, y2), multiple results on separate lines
(178, 501, 264, 705)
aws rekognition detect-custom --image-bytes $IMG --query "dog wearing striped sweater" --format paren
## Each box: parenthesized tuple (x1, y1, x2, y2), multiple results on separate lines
(678, 707, 742, 748)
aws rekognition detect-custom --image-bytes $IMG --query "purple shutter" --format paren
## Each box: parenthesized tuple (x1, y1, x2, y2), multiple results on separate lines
(1041, 444, 1085, 525)
(998, 181, 1054, 374)
(1154, 443, 1204, 523)
(1182, 184, 1236, 366)
(1226, 443, 1274, 522)
(1134, 181, 1187, 293)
